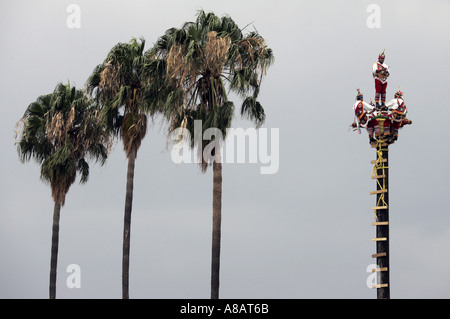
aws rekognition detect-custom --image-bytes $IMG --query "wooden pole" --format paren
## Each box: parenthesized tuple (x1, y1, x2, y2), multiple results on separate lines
(375, 143, 390, 299)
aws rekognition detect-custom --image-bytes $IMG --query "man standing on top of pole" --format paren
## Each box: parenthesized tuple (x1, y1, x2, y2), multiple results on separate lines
(372, 50, 390, 109)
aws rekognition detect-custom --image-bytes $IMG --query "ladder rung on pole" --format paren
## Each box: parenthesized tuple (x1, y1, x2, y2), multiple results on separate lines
(372, 237, 387, 241)
(372, 267, 388, 273)
(371, 159, 387, 164)
(371, 142, 388, 148)
(372, 283, 389, 289)
(372, 221, 389, 226)
(371, 174, 386, 179)
(372, 206, 388, 210)
(370, 189, 387, 195)
(372, 252, 387, 258)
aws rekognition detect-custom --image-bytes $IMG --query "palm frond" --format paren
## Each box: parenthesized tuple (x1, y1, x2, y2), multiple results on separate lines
(16, 82, 110, 205)
(152, 10, 273, 172)
(241, 96, 265, 128)
(85, 37, 170, 158)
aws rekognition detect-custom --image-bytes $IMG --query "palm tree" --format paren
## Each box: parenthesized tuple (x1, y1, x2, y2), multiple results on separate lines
(16, 82, 109, 299)
(152, 10, 274, 299)
(85, 37, 163, 299)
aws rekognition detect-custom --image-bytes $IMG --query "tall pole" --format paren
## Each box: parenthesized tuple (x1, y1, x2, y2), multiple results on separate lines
(372, 141, 390, 299)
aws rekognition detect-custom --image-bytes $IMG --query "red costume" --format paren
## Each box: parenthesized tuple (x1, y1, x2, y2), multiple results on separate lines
(372, 51, 390, 106)
(386, 90, 412, 141)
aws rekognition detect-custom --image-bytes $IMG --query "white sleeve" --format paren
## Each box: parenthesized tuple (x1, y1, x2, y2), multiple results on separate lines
(385, 99, 396, 109)
(372, 63, 378, 75)
(363, 101, 374, 112)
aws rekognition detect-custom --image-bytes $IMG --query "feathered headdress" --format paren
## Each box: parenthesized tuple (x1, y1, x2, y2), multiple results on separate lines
(356, 88, 363, 100)
(394, 87, 403, 98)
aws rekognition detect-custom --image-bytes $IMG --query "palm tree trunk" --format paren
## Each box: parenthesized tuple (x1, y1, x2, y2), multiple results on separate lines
(49, 201, 61, 299)
(122, 150, 136, 299)
(211, 154, 222, 299)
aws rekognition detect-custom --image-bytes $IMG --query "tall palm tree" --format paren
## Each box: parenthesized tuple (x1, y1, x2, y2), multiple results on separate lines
(85, 37, 163, 299)
(16, 82, 109, 299)
(152, 10, 274, 299)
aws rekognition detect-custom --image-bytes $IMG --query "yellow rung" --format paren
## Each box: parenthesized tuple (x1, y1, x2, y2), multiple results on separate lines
(371, 142, 388, 148)
(372, 267, 388, 273)
(372, 221, 389, 226)
(372, 283, 389, 289)
(371, 159, 387, 164)
(370, 189, 387, 195)
(371, 174, 386, 179)
(372, 206, 388, 210)
(372, 237, 387, 241)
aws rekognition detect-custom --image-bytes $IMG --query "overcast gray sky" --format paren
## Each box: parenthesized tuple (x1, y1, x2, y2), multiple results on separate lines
(1, 0, 450, 299)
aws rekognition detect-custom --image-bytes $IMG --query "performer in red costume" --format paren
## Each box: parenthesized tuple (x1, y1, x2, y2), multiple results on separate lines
(386, 89, 412, 142)
(352, 89, 376, 144)
(372, 50, 390, 108)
